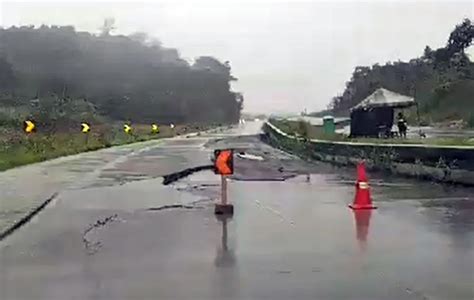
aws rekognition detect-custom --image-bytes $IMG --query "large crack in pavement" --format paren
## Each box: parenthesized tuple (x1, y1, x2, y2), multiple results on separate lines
(145, 204, 202, 211)
(82, 214, 119, 255)
(0, 192, 59, 242)
(162, 165, 214, 185)
(77, 133, 316, 256)
(81, 201, 208, 255)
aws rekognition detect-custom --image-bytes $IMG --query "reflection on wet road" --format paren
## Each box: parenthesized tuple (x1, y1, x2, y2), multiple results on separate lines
(0, 122, 473, 300)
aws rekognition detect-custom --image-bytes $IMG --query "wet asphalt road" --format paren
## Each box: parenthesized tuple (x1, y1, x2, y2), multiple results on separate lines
(1, 122, 473, 300)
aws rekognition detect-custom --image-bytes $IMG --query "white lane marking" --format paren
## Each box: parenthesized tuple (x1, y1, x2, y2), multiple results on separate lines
(236, 153, 264, 161)
(254, 199, 295, 226)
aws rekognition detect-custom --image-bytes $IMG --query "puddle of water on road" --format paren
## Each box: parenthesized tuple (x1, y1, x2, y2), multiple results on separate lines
(226, 177, 473, 298)
(3, 160, 474, 300)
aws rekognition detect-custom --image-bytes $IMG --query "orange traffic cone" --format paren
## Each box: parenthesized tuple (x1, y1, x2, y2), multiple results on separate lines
(349, 162, 377, 210)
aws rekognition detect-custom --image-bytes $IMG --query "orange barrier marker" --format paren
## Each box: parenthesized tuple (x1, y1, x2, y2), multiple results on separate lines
(214, 149, 233, 175)
(349, 162, 377, 210)
(214, 149, 234, 215)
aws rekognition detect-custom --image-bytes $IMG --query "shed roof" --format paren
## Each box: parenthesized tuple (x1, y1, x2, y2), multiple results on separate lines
(351, 88, 415, 111)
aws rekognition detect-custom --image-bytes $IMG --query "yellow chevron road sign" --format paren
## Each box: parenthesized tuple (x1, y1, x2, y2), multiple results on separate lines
(81, 122, 91, 133)
(124, 124, 132, 134)
(24, 120, 35, 133)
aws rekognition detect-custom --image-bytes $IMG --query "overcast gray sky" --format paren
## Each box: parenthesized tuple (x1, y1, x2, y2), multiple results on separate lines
(1, 0, 472, 113)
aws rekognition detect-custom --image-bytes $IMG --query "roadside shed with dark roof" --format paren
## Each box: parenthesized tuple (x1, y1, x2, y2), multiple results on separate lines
(350, 88, 415, 138)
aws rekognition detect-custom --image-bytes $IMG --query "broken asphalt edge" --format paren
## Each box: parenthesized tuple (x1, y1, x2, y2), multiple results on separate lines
(162, 165, 214, 185)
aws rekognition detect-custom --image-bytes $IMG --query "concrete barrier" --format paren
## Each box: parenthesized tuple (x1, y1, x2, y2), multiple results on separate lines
(262, 121, 474, 186)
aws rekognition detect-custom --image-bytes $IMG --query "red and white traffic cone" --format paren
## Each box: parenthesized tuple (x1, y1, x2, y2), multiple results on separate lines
(349, 162, 377, 210)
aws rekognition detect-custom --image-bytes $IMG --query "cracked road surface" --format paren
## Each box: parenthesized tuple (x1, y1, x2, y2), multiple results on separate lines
(1, 121, 474, 300)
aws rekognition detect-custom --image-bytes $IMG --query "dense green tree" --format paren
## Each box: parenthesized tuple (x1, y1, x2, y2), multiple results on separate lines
(447, 18, 473, 55)
(329, 19, 474, 124)
(0, 24, 242, 124)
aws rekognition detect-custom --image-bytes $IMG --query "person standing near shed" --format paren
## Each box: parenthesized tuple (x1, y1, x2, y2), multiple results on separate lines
(397, 112, 408, 138)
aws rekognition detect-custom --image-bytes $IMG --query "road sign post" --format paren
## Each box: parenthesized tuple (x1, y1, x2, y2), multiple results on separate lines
(81, 122, 91, 146)
(221, 175, 228, 205)
(214, 149, 234, 215)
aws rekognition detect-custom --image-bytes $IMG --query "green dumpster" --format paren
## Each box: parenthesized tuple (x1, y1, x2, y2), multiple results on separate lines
(323, 116, 335, 134)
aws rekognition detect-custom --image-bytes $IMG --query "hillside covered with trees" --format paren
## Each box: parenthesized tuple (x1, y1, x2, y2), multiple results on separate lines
(0, 22, 243, 129)
(327, 19, 474, 127)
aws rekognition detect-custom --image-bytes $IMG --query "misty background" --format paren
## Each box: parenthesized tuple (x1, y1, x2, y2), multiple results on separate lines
(1, 0, 473, 114)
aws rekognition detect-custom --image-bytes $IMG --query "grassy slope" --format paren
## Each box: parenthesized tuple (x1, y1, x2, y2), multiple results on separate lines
(428, 79, 474, 125)
(0, 124, 208, 171)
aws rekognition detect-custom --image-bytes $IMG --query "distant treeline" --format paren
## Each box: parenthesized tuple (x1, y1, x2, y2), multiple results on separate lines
(0, 24, 243, 126)
(327, 19, 474, 126)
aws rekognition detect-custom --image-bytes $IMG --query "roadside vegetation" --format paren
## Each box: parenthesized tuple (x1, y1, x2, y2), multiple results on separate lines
(0, 20, 241, 171)
(0, 21, 243, 124)
(0, 123, 211, 171)
(319, 19, 474, 128)
(269, 118, 474, 147)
